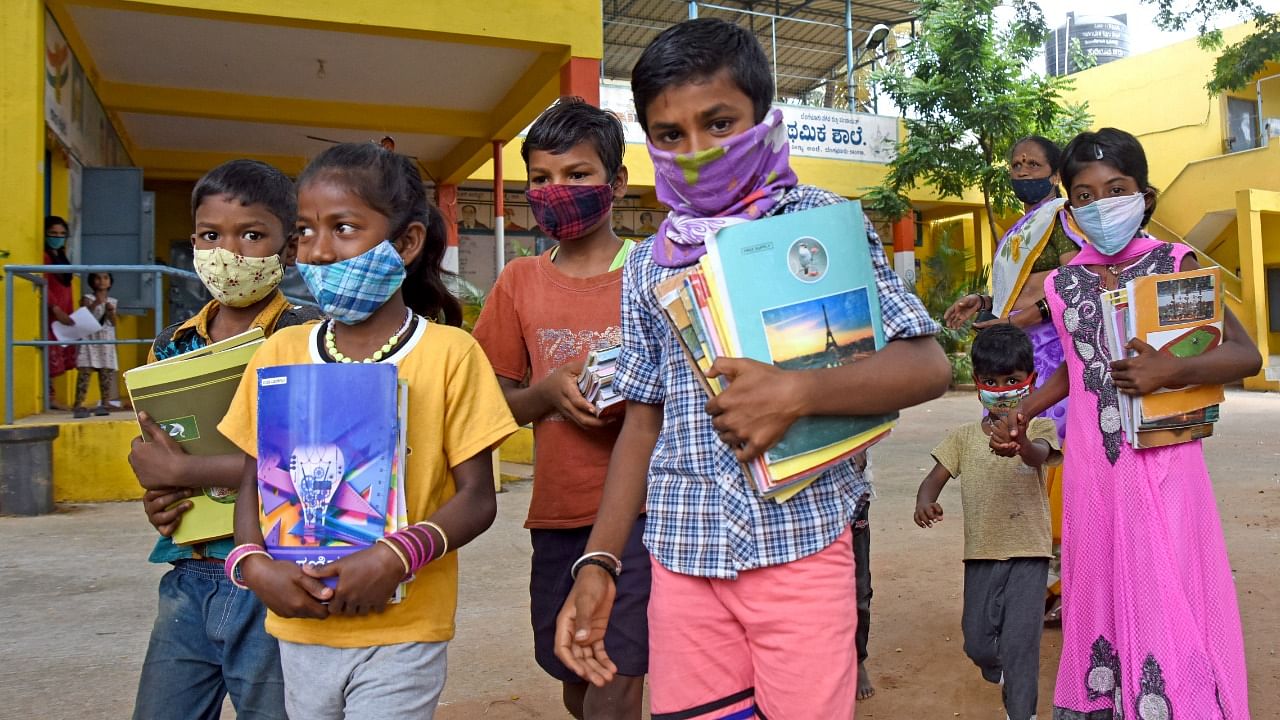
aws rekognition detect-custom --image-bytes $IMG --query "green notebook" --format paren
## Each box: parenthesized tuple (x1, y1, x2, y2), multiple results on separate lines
(124, 328, 264, 545)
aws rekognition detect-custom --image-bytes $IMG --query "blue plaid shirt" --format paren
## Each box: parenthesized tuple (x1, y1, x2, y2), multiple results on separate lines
(615, 185, 940, 579)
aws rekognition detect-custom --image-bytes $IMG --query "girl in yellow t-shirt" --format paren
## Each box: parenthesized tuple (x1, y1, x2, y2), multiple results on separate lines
(219, 143, 517, 719)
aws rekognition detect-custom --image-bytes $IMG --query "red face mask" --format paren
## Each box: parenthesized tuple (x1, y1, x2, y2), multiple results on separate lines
(525, 183, 614, 241)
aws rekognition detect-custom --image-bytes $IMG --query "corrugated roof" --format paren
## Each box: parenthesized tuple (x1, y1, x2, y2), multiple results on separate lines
(604, 0, 919, 100)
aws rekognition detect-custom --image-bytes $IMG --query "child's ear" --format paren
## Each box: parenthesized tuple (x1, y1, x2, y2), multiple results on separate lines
(280, 234, 299, 267)
(394, 221, 426, 267)
(612, 165, 630, 200)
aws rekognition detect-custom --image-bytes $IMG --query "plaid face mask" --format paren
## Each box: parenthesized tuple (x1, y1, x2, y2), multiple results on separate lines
(297, 240, 406, 325)
(525, 183, 614, 241)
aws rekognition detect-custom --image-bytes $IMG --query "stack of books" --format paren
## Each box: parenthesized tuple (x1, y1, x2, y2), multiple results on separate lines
(1101, 266, 1224, 448)
(255, 363, 409, 600)
(124, 328, 266, 545)
(578, 346, 625, 417)
(654, 201, 896, 501)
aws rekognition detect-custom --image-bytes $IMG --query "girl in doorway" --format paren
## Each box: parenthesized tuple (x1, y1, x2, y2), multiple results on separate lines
(73, 272, 119, 418)
(218, 142, 517, 719)
(993, 128, 1259, 719)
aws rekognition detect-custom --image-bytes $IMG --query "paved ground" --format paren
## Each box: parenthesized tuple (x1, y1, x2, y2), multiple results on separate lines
(2, 390, 1277, 718)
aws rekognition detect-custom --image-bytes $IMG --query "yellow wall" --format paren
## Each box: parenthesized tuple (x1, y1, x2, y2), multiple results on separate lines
(1, 0, 47, 422)
(52, 419, 140, 501)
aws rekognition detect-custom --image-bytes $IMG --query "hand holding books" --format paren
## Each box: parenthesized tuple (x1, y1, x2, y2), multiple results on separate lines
(301, 543, 408, 616)
(543, 362, 611, 429)
(129, 412, 193, 491)
(1110, 337, 1179, 396)
(705, 357, 805, 462)
(238, 552, 332, 619)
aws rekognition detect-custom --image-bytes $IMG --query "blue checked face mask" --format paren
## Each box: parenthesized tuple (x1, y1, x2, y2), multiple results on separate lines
(297, 240, 406, 325)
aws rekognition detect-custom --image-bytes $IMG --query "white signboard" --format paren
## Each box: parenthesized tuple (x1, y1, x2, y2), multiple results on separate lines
(596, 80, 898, 164)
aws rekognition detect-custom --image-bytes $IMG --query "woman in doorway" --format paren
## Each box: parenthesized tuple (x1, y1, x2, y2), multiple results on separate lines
(943, 136, 1081, 623)
(44, 216, 78, 411)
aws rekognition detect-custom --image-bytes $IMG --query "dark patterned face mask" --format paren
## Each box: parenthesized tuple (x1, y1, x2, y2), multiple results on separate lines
(525, 183, 615, 241)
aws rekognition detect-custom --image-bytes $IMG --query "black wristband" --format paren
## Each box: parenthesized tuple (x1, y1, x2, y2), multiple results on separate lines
(572, 557, 619, 581)
(1036, 298, 1051, 323)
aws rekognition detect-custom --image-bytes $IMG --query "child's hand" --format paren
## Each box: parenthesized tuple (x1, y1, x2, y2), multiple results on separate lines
(988, 411, 1025, 457)
(141, 487, 194, 537)
(241, 554, 331, 619)
(914, 501, 944, 528)
(302, 544, 404, 616)
(128, 412, 190, 490)
(705, 357, 803, 461)
(1111, 338, 1178, 396)
(554, 566, 619, 687)
(539, 363, 608, 430)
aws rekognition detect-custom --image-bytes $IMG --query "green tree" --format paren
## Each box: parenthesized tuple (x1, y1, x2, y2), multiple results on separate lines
(864, 0, 1092, 243)
(1143, 0, 1280, 93)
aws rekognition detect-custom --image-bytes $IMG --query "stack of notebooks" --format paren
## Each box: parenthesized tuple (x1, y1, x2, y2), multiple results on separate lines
(1100, 266, 1224, 448)
(256, 363, 409, 600)
(124, 327, 265, 545)
(578, 346, 625, 417)
(655, 201, 896, 501)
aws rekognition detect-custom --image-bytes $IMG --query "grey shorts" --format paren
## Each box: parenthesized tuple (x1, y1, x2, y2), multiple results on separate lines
(278, 639, 447, 719)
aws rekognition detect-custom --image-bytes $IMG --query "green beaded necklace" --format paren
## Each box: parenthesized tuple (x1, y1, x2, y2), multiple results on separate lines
(324, 308, 414, 363)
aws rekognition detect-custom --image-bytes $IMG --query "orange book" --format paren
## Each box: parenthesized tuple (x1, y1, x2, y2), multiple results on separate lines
(1126, 267, 1224, 421)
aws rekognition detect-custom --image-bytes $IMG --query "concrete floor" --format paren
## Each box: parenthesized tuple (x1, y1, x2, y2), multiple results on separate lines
(1, 390, 1277, 719)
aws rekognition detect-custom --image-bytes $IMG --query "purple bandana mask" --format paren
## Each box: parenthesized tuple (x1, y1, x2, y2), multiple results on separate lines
(650, 108, 798, 268)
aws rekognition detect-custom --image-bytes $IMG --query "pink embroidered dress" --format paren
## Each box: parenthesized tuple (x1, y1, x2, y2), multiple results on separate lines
(1045, 237, 1249, 719)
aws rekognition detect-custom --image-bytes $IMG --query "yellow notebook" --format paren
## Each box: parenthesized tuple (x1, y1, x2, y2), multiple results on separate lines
(124, 328, 265, 544)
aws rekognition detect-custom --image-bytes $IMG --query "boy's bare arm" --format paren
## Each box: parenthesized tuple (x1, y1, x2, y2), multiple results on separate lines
(913, 461, 951, 528)
(555, 401, 661, 687)
(497, 372, 605, 429)
(707, 336, 950, 461)
(231, 454, 265, 545)
(1017, 437, 1054, 468)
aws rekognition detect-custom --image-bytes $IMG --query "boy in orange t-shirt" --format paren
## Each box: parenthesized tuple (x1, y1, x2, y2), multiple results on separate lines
(472, 98, 647, 720)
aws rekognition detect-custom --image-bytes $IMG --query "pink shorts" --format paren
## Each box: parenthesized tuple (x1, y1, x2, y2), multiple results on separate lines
(648, 529, 857, 719)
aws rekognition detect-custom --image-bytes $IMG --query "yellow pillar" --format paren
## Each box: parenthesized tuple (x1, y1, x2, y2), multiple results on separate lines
(1, 1, 46, 421)
(1236, 189, 1279, 391)
(971, 209, 994, 284)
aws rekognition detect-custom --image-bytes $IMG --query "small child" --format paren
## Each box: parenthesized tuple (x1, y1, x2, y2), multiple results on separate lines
(473, 98, 649, 719)
(72, 272, 119, 418)
(128, 159, 320, 719)
(914, 324, 1061, 720)
(220, 143, 517, 719)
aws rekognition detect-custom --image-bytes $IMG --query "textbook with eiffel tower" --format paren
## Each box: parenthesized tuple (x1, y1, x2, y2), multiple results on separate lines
(654, 201, 896, 500)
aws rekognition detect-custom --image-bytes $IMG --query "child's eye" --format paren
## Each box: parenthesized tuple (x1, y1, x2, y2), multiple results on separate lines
(243, 231, 264, 242)
(336, 223, 356, 234)
(198, 231, 218, 242)
(658, 130, 681, 144)
(529, 175, 548, 186)
(296, 226, 314, 238)
(710, 119, 734, 133)
(1109, 186, 1128, 195)
(1075, 192, 1092, 203)
(569, 172, 589, 182)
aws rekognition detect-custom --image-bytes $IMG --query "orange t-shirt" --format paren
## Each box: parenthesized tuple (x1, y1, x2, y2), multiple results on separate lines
(472, 251, 624, 529)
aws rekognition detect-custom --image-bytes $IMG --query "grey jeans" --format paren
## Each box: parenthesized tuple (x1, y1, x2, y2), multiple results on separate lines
(962, 557, 1049, 720)
(278, 639, 448, 719)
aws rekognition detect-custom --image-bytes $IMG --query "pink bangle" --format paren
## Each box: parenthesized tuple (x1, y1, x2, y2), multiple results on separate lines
(225, 543, 270, 590)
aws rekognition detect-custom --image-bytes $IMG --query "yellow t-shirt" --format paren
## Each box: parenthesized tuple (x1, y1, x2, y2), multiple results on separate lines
(931, 417, 1061, 561)
(217, 318, 518, 648)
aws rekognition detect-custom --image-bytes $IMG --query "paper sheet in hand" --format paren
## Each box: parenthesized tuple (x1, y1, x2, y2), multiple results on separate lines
(51, 307, 102, 342)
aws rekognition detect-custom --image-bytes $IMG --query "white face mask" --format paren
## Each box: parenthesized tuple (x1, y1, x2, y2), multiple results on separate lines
(1071, 192, 1147, 256)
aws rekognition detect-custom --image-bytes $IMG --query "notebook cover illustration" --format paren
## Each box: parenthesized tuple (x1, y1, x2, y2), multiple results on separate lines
(255, 364, 400, 577)
(706, 201, 897, 470)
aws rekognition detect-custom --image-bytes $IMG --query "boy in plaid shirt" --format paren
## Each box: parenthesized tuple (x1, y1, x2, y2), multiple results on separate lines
(554, 18, 950, 719)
